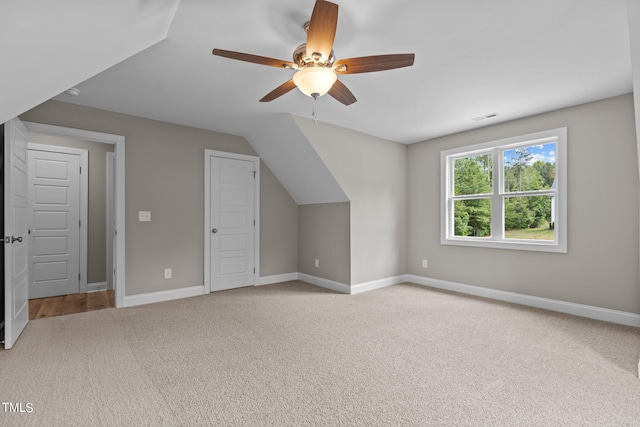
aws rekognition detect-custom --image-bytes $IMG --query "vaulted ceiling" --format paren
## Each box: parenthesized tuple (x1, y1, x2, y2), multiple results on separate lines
(0, 0, 180, 126)
(2, 0, 634, 145)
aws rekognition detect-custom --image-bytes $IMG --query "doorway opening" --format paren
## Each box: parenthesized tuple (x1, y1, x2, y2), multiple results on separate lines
(23, 122, 126, 310)
(4, 119, 125, 347)
(29, 291, 115, 320)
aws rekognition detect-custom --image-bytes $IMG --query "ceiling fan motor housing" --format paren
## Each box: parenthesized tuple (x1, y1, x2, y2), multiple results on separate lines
(293, 43, 335, 68)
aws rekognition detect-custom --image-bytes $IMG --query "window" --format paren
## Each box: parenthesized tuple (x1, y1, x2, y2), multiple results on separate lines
(441, 128, 567, 252)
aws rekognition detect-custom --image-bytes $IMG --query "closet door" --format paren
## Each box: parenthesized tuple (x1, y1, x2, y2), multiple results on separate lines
(4, 118, 30, 349)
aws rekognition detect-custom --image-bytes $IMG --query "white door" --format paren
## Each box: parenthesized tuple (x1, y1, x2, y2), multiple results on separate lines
(106, 152, 115, 291)
(27, 149, 81, 298)
(210, 156, 255, 291)
(4, 118, 29, 349)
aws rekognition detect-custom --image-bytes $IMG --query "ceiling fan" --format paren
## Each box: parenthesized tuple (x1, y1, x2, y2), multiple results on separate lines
(212, 0, 415, 106)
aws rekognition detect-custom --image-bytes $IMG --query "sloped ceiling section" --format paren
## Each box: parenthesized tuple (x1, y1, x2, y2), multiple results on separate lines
(0, 0, 180, 124)
(246, 114, 348, 205)
(629, 0, 640, 180)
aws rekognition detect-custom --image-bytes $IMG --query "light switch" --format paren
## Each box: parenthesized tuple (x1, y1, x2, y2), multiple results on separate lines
(139, 211, 151, 222)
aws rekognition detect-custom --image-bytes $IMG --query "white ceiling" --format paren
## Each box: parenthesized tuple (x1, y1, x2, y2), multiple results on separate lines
(0, 0, 180, 125)
(24, 0, 637, 144)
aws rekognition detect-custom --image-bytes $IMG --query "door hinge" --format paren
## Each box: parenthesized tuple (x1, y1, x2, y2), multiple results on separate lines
(253, 267, 255, 273)
(79, 273, 81, 281)
(80, 166, 82, 174)
(79, 219, 81, 228)
(253, 220, 255, 226)
(253, 171, 256, 178)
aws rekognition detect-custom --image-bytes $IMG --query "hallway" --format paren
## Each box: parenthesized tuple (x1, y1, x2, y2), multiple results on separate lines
(29, 291, 115, 320)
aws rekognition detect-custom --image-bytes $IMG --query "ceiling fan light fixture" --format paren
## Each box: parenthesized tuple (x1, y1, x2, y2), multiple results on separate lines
(212, 0, 414, 105)
(293, 66, 337, 98)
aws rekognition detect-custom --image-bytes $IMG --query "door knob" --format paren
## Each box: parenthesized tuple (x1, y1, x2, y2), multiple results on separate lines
(11, 236, 22, 243)
(212, 228, 218, 234)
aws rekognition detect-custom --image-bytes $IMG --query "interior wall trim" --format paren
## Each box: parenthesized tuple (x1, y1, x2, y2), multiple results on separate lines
(297, 273, 350, 294)
(350, 275, 407, 295)
(87, 282, 108, 293)
(118, 272, 640, 328)
(407, 274, 640, 328)
(257, 273, 299, 286)
(23, 121, 126, 309)
(124, 285, 204, 308)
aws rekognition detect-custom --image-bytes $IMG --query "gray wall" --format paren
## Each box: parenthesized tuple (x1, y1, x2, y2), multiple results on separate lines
(27, 133, 113, 284)
(631, 1, 640, 183)
(17, 95, 639, 315)
(408, 94, 640, 314)
(298, 202, 350, 284)
(20, 100, 298, 296)
(260, 165, 299, 276)
(294, 116, 407, 285)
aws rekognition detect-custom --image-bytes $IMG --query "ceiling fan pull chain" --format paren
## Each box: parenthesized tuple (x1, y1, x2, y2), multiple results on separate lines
(312, 92, 319, 124)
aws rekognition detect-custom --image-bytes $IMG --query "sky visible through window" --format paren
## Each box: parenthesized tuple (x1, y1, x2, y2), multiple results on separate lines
(504, 142, 556, 166)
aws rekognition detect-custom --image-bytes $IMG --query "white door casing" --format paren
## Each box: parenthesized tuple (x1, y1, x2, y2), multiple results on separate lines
(27, 146, 87, 298)
(4, 118, 29, 349)
(204, 150, 260, 293)
(106, 152, 115, 291)
(23, 122, 125, 308)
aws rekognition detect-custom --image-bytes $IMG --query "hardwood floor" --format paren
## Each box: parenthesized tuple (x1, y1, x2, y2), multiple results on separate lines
(29, 290, 115, 320)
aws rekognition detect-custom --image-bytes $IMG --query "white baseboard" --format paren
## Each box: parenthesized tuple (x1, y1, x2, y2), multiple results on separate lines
(124, 285, 205, 308)
(297, 273, 406, 295)
(118, 274, 640, 327)
(351, 275, 408, 294)
(298, 273, 350, 294)
(257, 273, 299, 286)
(87, 282, 108, 292)
(407, 274, 640, 328)
(256, 272, 405, 295)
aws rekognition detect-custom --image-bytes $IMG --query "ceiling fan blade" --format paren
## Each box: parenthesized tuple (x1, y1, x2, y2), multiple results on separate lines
(213, 49, 297, 69)
(328, 79, 357, 106)
(306, 0, 339, 62)
(334, 54, 415, 74)
(260, 80, 298, 102)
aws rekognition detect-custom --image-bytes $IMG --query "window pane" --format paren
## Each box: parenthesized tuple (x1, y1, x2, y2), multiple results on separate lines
(504, 195, 555, 240)
(504, 142, 556, 192)
(454, 199, 491, 237)
(454, 154, 492, 196)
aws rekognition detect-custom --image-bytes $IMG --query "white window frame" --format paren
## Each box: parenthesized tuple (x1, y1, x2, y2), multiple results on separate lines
(441, 128, 567, 253)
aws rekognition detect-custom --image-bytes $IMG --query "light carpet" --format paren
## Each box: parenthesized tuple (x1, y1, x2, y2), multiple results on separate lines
(1, 281, 639, 426)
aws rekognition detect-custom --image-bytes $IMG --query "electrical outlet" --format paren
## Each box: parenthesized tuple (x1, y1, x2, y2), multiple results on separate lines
(139, 211, 151, 222)
(422, 260, 428, 268)
(164, 268, 172, 279)
(314, 259, 319, 268)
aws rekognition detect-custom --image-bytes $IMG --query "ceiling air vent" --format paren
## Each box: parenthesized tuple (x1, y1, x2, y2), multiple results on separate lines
(472, 112, 499, 122)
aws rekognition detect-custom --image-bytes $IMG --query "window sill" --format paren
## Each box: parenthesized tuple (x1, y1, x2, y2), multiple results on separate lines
(442, 237, 567, 253)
